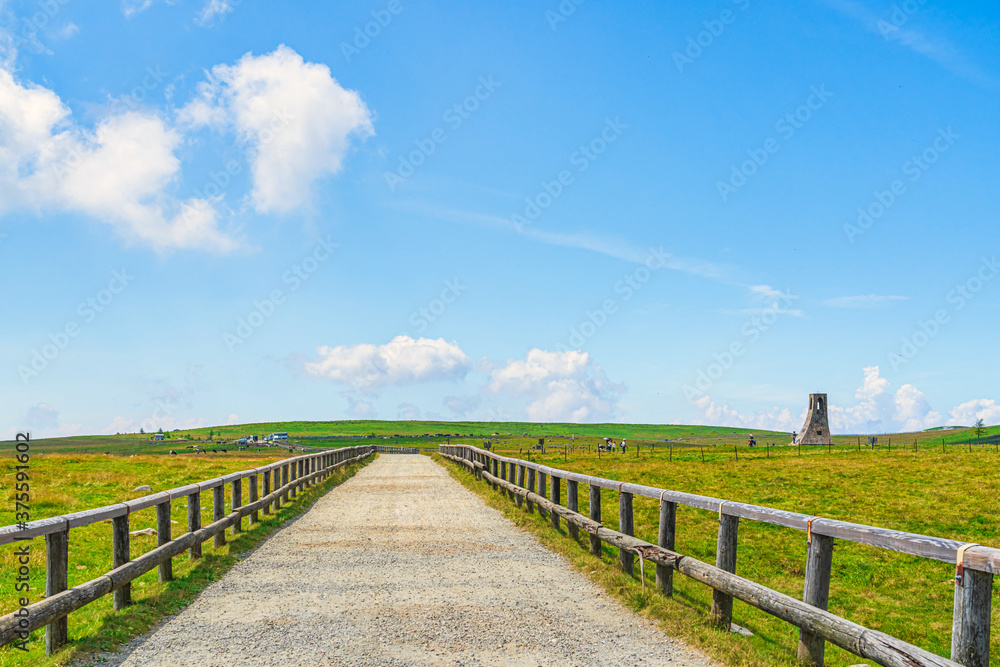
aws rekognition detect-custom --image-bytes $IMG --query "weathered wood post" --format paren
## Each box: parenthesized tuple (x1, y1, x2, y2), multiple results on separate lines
(508, 461, 517, 501)
(619, 491, 634, 574)
(288, 462, 297, 500)
(590, 485, 602, 557)
(248, 474, 259, 526)
(526, 468, 536, 514)
(187, 490, 201, 560)
(550, 475, 561, 530)
(262, 469, 271, 515)
(232, 479, 242, 535)
(567, 480, 579, 540)
(501, 460, 508, 491)
(297, 460, 305, 491)
(45, 530, 68, 655)
(156, 499, 173, 581)
(538, 471, 548, 519)
(273, 468, 282, 510)
(515, 465, 525, 508)
(213, 485, 225, 548)
(798, 533, 834, 665)
(282, 464, 290, 503)
(711, 512, 739, 628)
(951, 564, 993, 667)
(492, 458, 499, 488)
(657, 498, 676, 597)
(112, 514, 131, 609)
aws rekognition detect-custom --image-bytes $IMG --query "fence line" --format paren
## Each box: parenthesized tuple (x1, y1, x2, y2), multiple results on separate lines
(373, 446, 421, 454)
(440, 444, 993, 667)
(0, 446, 374, 654)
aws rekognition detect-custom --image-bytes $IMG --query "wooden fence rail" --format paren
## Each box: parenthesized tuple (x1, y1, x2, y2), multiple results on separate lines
(440, 444, 993, 667)
(0, 446, 374, 654)
(373, 446, 421, 454)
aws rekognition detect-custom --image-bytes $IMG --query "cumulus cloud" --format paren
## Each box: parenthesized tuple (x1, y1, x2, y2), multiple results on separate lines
(305, 335, 470, 389)
(0, 66, 240, 251)
(690, 366, 999, 435)
(947, 399, 1000, 427)
(691, 396, 801, 433)
(488, 349, 624, 422)
(179, 45, 374, 213)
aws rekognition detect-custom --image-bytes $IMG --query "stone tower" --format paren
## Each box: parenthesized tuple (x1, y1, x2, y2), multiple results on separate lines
(794, 393, 833, 445)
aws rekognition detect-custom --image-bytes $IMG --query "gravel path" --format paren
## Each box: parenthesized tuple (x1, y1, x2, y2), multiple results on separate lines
(111, 455, 715, 666)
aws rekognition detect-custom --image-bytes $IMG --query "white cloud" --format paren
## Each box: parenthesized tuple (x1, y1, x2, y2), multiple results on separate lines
(107, 415, 137, 434)
(824, 294, 908, 308)
(179, 45, 374, 213)
(226, 413, 240, 425)
(342, 391, 376, 418)
(0, 66, 241, 251)
(196, 0, 234, 26)
(305, 335, 470, 388)
(488, 349, 624, 422)
(121, 0, 155, 19)
(947, 399, 1000, 427)
(823, 0, 999, 90)
(691, 396, 801, 434)
(14, 403, 85, 439)
(397, 403, 421, 420)
(691, 366, 959, 434)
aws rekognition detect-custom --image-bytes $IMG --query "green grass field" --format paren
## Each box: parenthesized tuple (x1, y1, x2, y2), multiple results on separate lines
(0, 452, 372, 666)
(437, 444, 1000, 666)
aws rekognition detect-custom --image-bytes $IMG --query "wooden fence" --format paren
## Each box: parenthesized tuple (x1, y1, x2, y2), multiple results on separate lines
(373, 446, 421, 454)
(0, 445, 374, 654)
(440, 444, 996, 667)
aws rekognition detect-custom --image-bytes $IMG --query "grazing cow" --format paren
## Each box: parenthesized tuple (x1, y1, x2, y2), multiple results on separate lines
(169, 450, 177, 455)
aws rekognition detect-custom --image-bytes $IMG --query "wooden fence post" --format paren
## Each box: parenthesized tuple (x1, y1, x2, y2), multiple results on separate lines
(156, 500, 172, 581)
(501, 461, 508, 492)
(44, 530, 68, 655)
(508, 462, 517, 501)
(952, 567, 993, 667)
(590, 485, 602, 557)
(619, 491, 634, 574)
(657, 499, 676, 597)
(112, 514, 131, 610)
(298, 460, 306, 490)
(538, 472, 548, 519)
(515, 465, 525, 508)
(263, 470, 271, 515)
(798, 533, 834, 665)
(288, 463, 296, 499)
(526, 468, 536, 514)
(213, 485, 225, 548)
(232, 479, 242, 535)
(567, 480, 579, 540)
(711, 513, 739, 628)
(187, 491, 201, 560)
(248, 474, 259, 526)
(282, 464, 290, 503)
(551, 475, 561, 530)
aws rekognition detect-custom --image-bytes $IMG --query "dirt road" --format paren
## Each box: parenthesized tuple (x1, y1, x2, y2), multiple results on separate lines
(113, 455, 714, 666)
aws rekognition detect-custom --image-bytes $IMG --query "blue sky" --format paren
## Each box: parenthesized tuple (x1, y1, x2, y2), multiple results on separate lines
(2, 0, 998, 438)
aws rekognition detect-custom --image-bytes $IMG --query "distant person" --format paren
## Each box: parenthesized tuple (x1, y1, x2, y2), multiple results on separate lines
(621, 439, 627, 453)
(747, 434, 756, 448)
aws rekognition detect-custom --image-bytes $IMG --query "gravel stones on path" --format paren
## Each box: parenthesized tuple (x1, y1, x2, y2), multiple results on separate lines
(111, 455, 716, 666)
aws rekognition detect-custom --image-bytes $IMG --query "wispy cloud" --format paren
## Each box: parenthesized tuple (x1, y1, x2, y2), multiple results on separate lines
(822, 0, 999, 90)
(825, 294, 908, 308)
(389, 201, 737, 281)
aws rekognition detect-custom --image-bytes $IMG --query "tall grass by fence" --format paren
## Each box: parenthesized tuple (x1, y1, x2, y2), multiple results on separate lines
(0, 446, 374, 655)
(440, 444, 995, 667)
